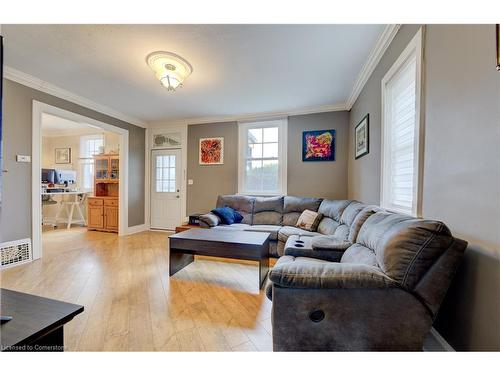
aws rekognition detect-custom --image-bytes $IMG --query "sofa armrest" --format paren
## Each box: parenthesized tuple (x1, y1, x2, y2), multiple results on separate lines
(198, 213, 221, 228)
(311, 236, 351, 251)
(269, 256, 397, 289)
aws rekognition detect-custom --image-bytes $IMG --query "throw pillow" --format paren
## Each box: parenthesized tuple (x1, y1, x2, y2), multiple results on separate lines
(211, 207, 236, 225)
(233, 210, 244, 223)
(296, 209, 323, 232)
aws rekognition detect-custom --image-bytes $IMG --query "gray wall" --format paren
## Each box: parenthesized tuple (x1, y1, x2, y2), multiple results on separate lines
(347, 25, 421, 204)
(288, 111, 349, 199)
(347, 25, 500, 350)
(1, 79, 145, 242)
(187, 121, 238, 215)
(186, 111, 350, 214)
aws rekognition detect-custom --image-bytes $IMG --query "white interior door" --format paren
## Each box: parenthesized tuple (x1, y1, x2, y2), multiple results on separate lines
(151, 149, 182, 230)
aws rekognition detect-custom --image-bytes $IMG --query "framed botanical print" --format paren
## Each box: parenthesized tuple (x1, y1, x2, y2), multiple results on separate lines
(55, 147, 71, 164)
(199, 137, 224, 165)
(355, 114, 369, 159)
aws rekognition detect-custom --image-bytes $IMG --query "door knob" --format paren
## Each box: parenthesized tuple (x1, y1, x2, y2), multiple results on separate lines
(176, 195, 180, 198)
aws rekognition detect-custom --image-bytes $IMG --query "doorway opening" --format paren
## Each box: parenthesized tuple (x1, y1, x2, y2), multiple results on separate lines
(32, 101, 129, 260)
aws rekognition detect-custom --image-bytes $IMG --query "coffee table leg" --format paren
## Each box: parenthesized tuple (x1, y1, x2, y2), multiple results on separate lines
(259, 256, 270, 289)
(170, 248, 194, 276)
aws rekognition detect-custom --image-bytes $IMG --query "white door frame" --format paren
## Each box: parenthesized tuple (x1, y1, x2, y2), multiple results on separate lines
(32, 100, 129, 259)
(147, 123, 188, 228)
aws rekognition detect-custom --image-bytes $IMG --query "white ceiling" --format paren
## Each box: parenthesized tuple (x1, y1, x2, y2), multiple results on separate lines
(3, 24, 385, 123)
(41, 113, 102, 136)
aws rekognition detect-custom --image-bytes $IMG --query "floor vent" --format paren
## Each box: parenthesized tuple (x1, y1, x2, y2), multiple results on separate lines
(1, 238, 32, 269)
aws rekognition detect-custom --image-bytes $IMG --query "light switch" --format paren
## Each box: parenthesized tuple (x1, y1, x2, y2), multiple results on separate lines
(16, 155, 31, 163)
(188, 179, 194, 185)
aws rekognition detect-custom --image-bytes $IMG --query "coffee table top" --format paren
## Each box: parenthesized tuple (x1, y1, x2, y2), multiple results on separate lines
(0, 288, 84, 349)
(169, 228, 270, 246)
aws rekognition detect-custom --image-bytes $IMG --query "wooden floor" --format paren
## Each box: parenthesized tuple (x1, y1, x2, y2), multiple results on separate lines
(0, 228, 275, 351)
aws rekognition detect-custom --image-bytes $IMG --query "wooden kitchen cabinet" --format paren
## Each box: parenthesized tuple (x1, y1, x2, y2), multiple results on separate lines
(87, 154, 120, 233)
(88, 197, 118, 232)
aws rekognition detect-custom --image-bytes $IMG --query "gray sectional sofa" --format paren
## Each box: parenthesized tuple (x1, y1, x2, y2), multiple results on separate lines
(199, 194, 467, 351)
(199, 195, 374, 258)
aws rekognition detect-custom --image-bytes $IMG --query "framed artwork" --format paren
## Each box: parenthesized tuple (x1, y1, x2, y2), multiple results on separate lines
(302, 130, 335, 162)
(496, 24, 499, 71)
(199, 137, 224, 165)
(355, 114, 369, 159)
(55, 147, 71, 164)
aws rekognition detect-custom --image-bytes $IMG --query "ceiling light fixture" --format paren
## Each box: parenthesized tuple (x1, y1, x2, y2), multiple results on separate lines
(146, 51, 193, 91)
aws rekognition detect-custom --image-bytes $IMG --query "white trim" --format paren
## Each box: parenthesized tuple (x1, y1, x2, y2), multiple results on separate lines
(380, 28, 423, 218)
(32, 101, 130, 259)
(126, 224, 150, 235)
(237, 119, 287, 196)
(429, 328, 455, 352)
(345, 24, 401, 110)
(148, 102, 347, 128)
(5, 66, 147, 128)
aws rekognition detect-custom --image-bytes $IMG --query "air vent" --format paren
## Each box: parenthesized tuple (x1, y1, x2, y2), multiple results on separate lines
(1, 238, 32, 269)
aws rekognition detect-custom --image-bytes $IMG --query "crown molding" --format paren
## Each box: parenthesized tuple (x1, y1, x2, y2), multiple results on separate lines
(149, 102, 348, 127)
(345, 24, 401, 110)
(3, 66, 148, 128)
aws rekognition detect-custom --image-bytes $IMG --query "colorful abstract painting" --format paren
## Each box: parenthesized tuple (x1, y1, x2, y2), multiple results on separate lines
(302, 130, 335, 162)
(199, 137, 224, 165)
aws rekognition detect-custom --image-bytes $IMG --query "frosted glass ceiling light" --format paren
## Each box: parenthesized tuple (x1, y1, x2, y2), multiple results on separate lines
(146, 51, 193, 91)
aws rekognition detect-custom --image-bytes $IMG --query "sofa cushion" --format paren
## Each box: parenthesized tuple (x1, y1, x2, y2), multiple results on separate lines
(316, 199, 352, 235)
(340, 243, 378, 267)
(356, 211, 454, 289)
(282, 196, 322, 226)
(311, 236, 351, 251)
(252, 196, 284, 225)
(284, 235, 344, 262)
(318, 199, 352, 221)
(347, 205, 379, 243)
(244, 224, 281, 241)
(296, 209, 323, 232)
(278, 225, 321, 243)
(216, 195, 255, 225)
(213, 223, 251, 231)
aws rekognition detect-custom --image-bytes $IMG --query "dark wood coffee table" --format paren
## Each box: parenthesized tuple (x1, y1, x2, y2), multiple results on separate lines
(169, 229, 270, 289)
(0, 288, 84, 351)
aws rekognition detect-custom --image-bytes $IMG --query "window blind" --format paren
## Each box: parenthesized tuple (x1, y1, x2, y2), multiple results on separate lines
(383, 54, 418, 213)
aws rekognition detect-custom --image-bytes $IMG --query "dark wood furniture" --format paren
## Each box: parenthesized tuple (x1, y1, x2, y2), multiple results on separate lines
(88, 154, 119, 233)
(0, 288, 84, 351)
(175, 223, 202, 233)
(169, 229, 270, 289)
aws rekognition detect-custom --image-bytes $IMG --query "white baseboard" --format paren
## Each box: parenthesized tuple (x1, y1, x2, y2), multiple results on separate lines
(429, 327, 455, 351)
(127, 224, 150, 235)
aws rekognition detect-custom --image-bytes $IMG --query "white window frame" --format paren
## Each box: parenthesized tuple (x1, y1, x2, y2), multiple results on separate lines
(380, 28, 424, 217)
(79, 134, 105, 193)
(238, 119, 287, 196)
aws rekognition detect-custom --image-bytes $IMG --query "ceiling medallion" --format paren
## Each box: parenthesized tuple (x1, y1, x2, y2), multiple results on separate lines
(146, 51, 193, 92)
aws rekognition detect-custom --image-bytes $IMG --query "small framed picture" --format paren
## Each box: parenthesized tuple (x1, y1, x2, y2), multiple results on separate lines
(199, 137, 224, 165)
(55, 148, 71, 164)
(355, 114, 369, 159)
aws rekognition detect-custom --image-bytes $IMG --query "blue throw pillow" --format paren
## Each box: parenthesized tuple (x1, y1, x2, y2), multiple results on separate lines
(211, 207, 236, 225)
(233, 209, 243, 223)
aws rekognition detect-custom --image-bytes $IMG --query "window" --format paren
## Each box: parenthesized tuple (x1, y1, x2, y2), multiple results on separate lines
(238, 119, 287, 195)
(80, 134, 104, 191)
(155, 154, 177, 192)
(381, 29, 423, 216)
